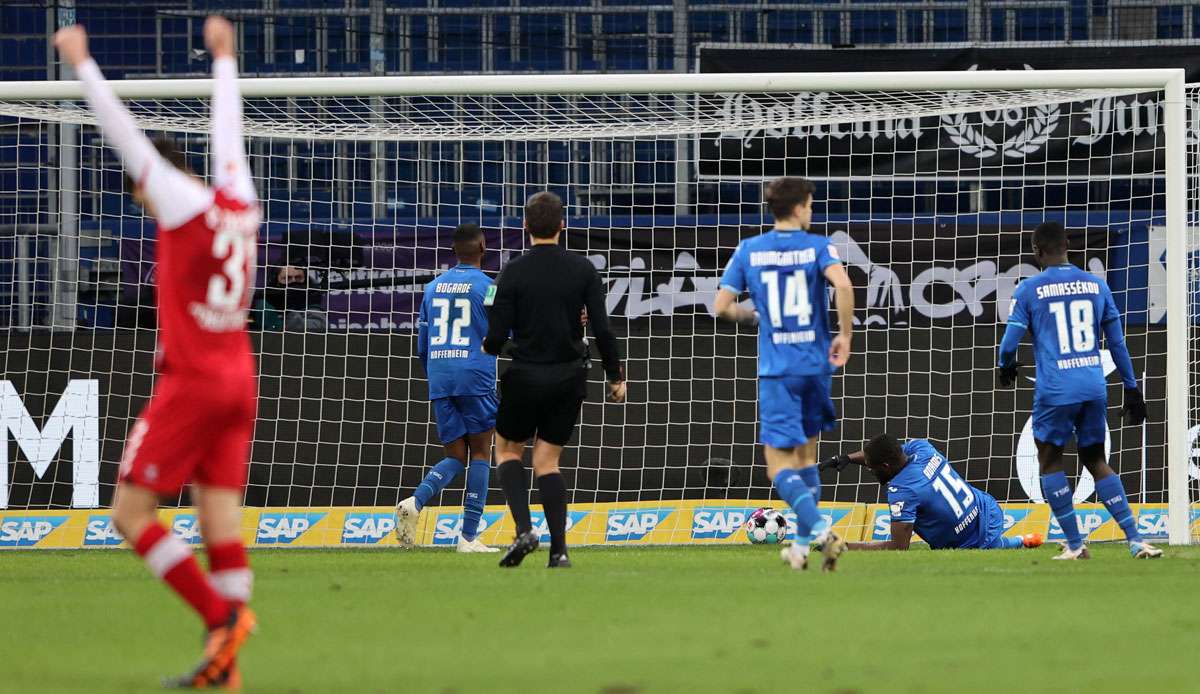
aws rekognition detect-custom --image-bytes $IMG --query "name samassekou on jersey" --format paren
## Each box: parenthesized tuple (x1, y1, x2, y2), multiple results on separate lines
(1034, 280, 1100, 300)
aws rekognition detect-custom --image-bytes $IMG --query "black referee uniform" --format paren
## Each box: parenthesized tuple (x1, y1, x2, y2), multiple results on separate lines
(483, 241, 623, 564)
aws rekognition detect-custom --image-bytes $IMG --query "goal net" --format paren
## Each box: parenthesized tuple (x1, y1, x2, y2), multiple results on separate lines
(0, 70, 1194, 548)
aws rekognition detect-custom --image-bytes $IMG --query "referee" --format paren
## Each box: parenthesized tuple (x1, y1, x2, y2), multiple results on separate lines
(483, 191, 625, 568)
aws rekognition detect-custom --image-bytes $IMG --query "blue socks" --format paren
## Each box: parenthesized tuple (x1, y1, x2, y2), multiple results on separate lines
(1095, 474, 1141, 544)
(1041, 471, 1083, 550)
(774, 469, 821, 544)
(412, 457, 465, 511)
(999, 536, 1025, 550)
(460, 460, 491, 541)
(799, 466, 821, 500)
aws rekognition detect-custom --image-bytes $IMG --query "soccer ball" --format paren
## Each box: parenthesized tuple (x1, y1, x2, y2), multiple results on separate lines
(744, 508, 789, 545)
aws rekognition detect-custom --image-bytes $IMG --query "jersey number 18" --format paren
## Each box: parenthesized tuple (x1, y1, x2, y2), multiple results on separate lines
(1047, 299, 1096, 354)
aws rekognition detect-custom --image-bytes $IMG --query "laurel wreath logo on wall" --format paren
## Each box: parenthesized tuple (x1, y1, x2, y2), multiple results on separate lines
(941, 103, 1060, 160)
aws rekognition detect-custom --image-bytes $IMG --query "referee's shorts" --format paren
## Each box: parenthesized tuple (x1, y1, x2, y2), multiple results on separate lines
(496, 361, 588, 446)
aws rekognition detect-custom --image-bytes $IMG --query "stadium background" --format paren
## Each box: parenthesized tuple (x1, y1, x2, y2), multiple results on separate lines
(1, 1, 1197, 548)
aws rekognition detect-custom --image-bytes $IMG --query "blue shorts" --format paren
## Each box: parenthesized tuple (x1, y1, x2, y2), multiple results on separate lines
(1033, 398, 1107, 448)
(757, 375, 837, 449)
(432, 393, 498, 444)
(976, 493, 1009, 549)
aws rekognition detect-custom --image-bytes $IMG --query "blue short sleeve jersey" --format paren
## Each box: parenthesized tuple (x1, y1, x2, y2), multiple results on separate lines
(718, 230, 842, 377)
(886, 439, 997, 549)
(1007, 265, 1119, 406)
(417, 265, 498, 399)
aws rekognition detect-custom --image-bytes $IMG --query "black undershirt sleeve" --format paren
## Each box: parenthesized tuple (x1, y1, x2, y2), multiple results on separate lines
(584, 264, 623, 382)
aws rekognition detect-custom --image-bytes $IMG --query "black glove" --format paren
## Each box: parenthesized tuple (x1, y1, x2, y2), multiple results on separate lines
(819, 454, 854, 473)
(997, 362, 1020, 388)
(1121, 388, 1148, 426)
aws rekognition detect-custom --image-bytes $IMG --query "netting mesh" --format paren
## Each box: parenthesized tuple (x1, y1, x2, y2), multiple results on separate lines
(0, 81, 1193, 546)
(0, 87, 1141, 142)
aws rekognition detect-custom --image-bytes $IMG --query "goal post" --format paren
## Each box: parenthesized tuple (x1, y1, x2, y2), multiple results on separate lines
(0, 69, 1193, 548)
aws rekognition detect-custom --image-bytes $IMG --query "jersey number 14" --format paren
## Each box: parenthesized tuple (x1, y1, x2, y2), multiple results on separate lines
(761, 270, 813, 328)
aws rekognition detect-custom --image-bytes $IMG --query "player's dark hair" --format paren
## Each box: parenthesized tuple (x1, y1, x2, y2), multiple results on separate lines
(123, 137, 191, 192)
(452, 223, 485, 262)
(864, 433, 906, 473)
(1033, 221, 1068, 256)
(764, 177, 815, 220)
(524, 191, 564, 239)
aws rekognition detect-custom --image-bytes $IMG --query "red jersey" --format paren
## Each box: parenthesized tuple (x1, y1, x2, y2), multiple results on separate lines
(155, 189, 261, 377)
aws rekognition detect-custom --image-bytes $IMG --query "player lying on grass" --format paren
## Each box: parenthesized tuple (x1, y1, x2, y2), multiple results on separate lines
(395, 224, 499, 553)
(822, 436, 1044, 551)
(713, 176, 854, 571)
(997, 221, 1160, 560)
(56, 16, 259, 689)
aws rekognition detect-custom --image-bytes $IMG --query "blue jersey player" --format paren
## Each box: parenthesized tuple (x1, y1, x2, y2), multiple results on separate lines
(395, 224, 500, 553)
(821, 436, 1044, 551)
(997, 221, 1159, 560)
(714, 177, 856, 571)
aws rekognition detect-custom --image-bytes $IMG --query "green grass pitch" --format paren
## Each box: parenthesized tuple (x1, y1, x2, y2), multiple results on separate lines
(4, 544, 1198, 693)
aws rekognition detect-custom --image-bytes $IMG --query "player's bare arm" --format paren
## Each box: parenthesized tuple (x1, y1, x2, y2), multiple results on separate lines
(824, 261, 854, 367)
(848, 522, 914, 551)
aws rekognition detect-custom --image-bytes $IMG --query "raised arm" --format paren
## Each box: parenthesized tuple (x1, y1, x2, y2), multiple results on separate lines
(56, 24, 209, 229)
(204, 16, 256, 203)
(56, 26, 163, 190)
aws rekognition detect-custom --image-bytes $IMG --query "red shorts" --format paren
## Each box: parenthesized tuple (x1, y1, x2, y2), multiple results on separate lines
(119, 371, 256, 495)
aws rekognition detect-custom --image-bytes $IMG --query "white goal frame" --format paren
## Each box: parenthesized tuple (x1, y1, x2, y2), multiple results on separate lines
(0, 68, 1190, 545)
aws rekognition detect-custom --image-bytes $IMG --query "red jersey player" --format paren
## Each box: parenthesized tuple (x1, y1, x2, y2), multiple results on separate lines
(56, 16, 259, 689)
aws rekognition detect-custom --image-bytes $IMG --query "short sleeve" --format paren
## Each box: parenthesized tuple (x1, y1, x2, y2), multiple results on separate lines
(901, 438, 928, 461)
(719, 243, 747, 294)
(1100, 281, 1120, 324)
(1007, 283, 1030, 329)
(817, 240, 841, 271)
(887, 485, 920, 524)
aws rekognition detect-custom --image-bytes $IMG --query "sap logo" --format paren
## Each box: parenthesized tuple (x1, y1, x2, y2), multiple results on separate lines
(1048, 510, 1111, 540)
(872, 510, 893, 541)
(84, 515, 124, 546)
(1003, 508, 1031, 530)
(432, 511, 503, 545)
(606, 509, 672, 542)
(781, 507, 851, 535)
(256, 512, 326, 545)
(531, 510, 588, 542)
(1136, 510, 1169, 539)
(0, 515, 68, 547)
(691, 507, 757, 539)
(172, 514, 203, 545)
(342, 513, 396, 544)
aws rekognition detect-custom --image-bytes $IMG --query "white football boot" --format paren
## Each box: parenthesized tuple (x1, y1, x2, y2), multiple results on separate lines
(394, 497, 420, 548)
(457, 536, 500, 553)
(1051, 543, 1091, 560)
(780, 543, 811, 571)
(1129, 540, 1163, 559)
